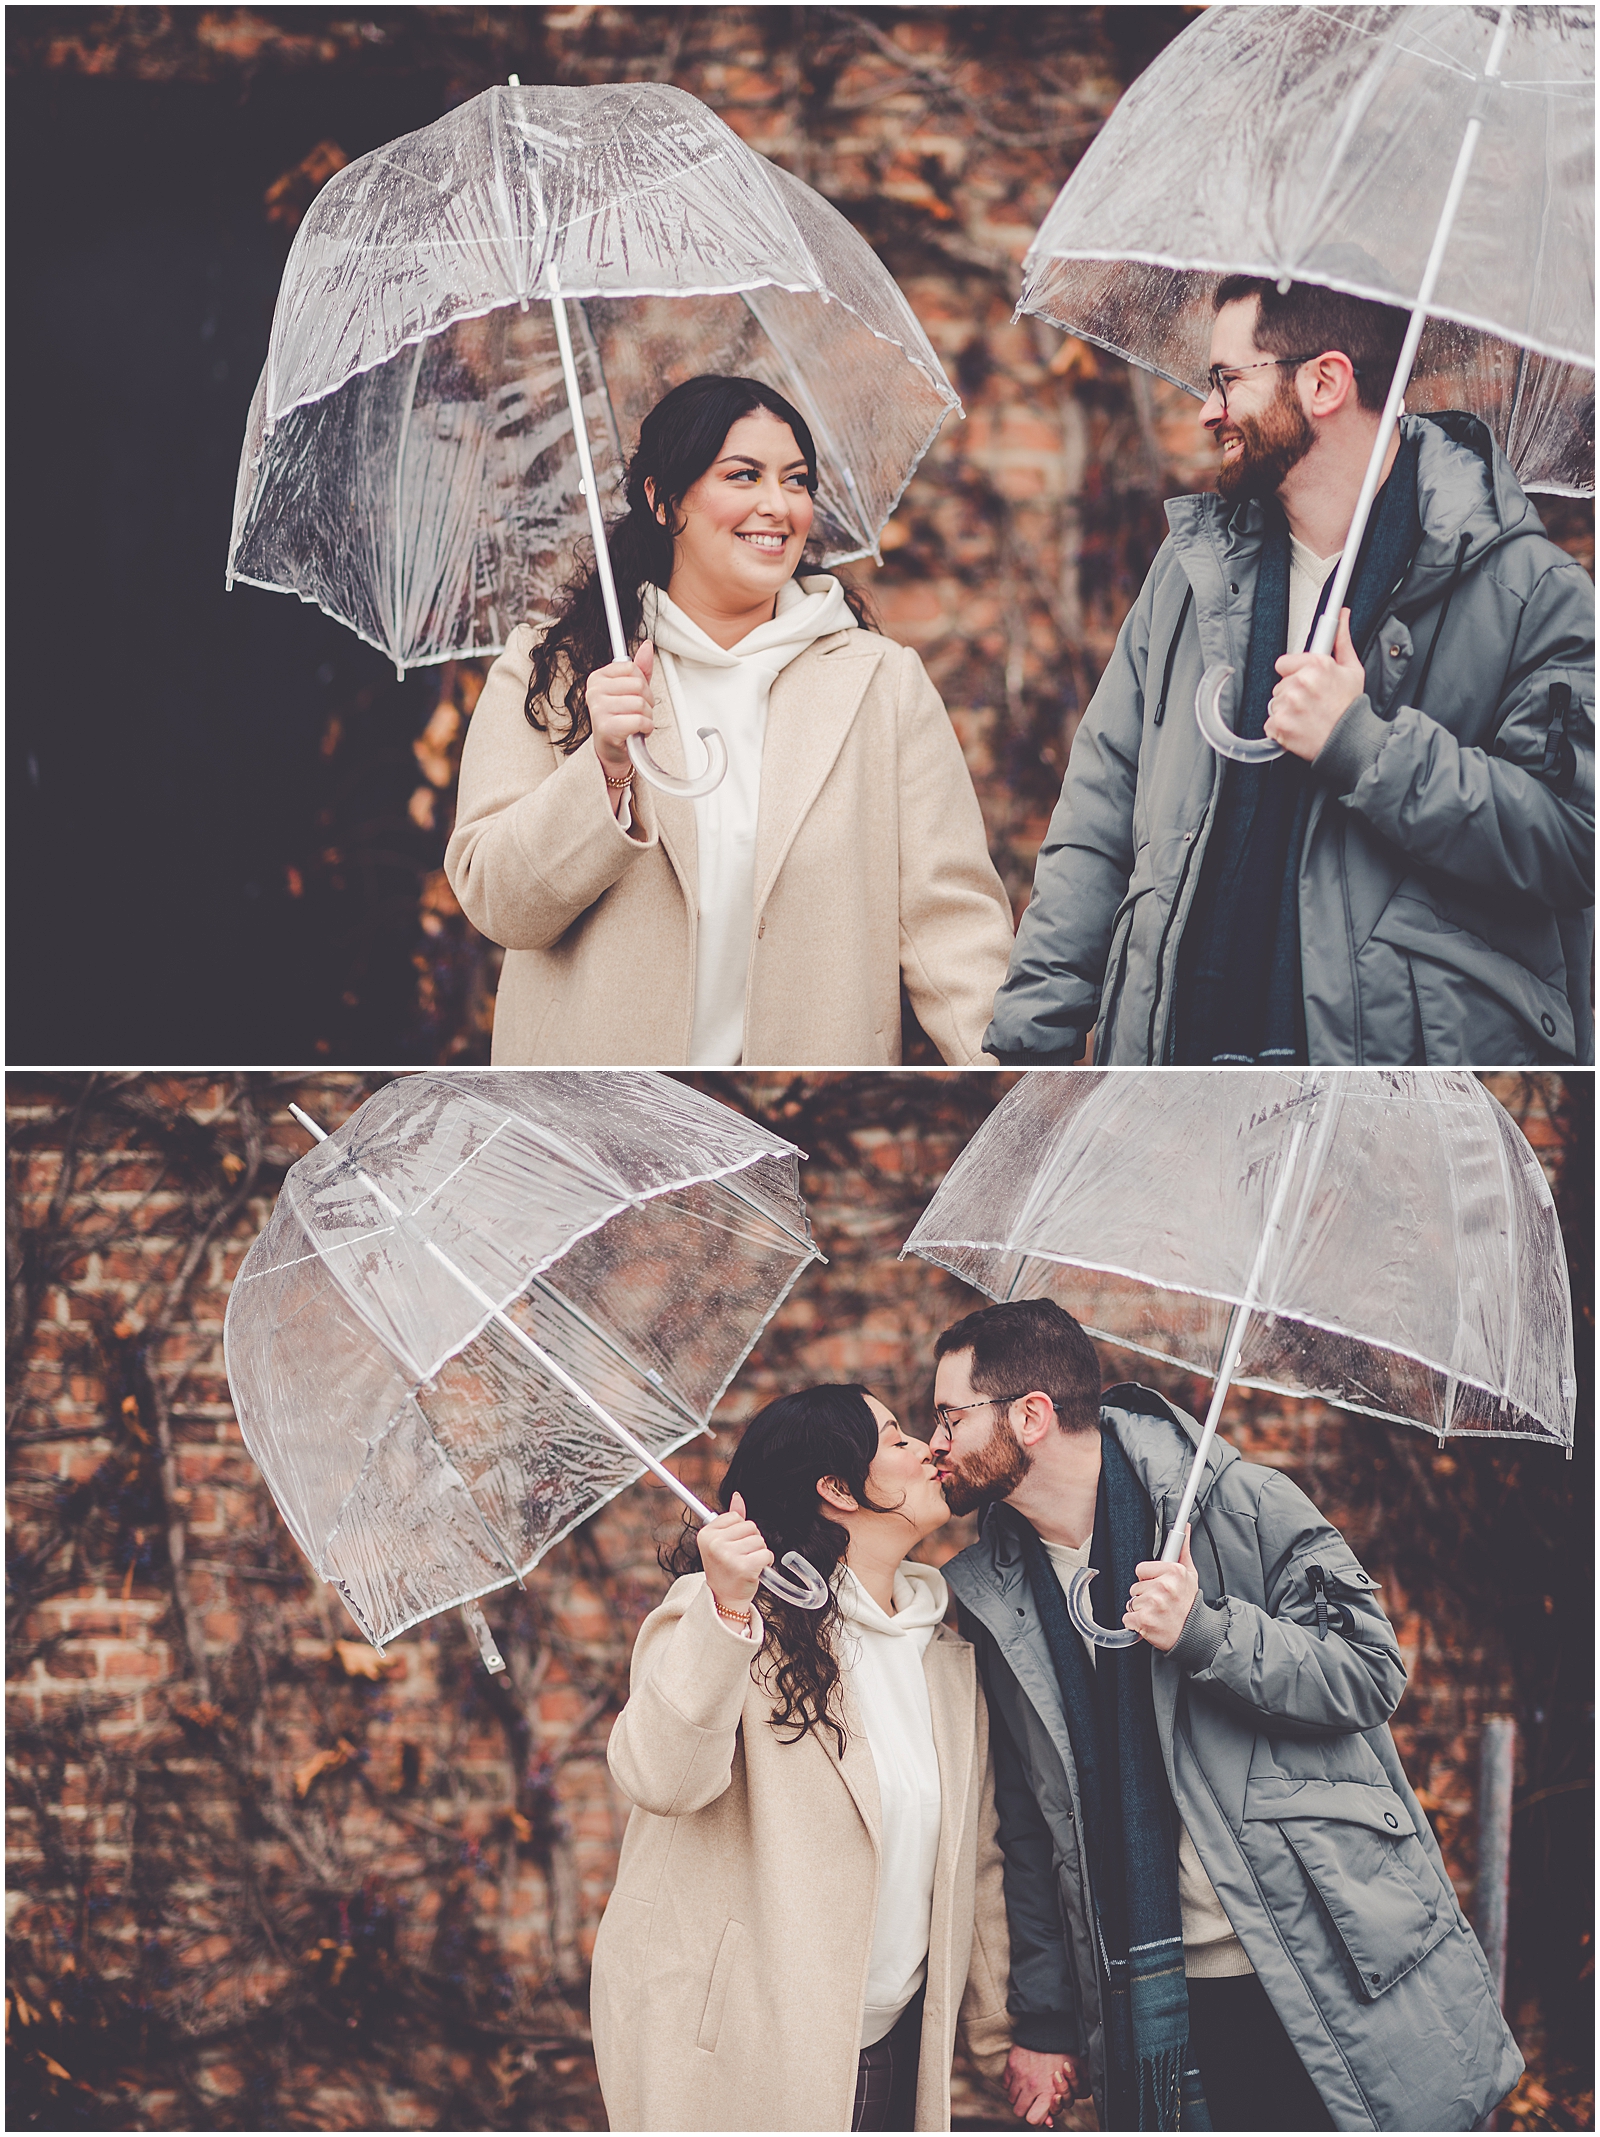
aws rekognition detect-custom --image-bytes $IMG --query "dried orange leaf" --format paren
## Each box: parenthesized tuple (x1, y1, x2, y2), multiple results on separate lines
(293, 1744, 349, 1797)
(334, 1639, 387, 1679)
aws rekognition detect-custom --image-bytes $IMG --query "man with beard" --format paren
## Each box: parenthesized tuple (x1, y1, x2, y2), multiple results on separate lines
(931, 1297, 1522, 2133)
(984, 276, 1594, 1066)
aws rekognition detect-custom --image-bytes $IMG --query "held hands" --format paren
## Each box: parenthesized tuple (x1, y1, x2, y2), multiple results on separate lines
(587, 640, 657, 795)
(1004, 2044, 1085, 2127)
(698, 1492, 774, 1618)
(1264, 607, 1365, 761)
(1125, 1525, 1199, 1653)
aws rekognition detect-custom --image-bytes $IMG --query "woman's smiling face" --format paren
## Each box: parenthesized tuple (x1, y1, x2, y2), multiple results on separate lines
(652, 407, 815, 616)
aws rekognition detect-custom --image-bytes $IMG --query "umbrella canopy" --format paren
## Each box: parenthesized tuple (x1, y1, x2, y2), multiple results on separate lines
(227, 80, 959, 674)
(904, 1069, 1575, 1449)
(224, 1071, 822, 1649)
(1018, 4, 1595, 497)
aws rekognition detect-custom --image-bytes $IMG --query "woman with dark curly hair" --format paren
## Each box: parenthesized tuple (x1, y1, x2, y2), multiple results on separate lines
(589, 1384, 1013, 2132)
(444, 374, 1013, 1065)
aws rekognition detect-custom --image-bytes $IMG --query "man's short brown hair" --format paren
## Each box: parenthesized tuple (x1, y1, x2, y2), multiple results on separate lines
(935, 1298, 1102, 1434)
(1215, 275, 1407, 415)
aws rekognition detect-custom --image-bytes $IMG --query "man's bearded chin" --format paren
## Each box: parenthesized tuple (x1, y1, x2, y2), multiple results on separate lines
(939, 1415, 1033, 1516)
(1216, 385, 1316, 504)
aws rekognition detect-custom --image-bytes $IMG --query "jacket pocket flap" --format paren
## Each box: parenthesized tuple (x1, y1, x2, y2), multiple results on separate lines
(1370, 903, 1573, 1051)
(1243, 1776, 1418, 1839)
(1253, 1784, 1454, 2001)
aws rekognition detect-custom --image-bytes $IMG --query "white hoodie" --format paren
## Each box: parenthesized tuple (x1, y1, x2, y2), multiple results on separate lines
(642, 576, 855, 1065)
(834, 1560, 948, 2049)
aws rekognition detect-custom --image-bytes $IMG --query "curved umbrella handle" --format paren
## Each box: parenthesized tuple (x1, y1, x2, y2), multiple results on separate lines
(1195, 662, 1285, 764)
(628, 724, 729, 800)
(1064, 1564, 1141, 1650)
(759, 1552, 831, 1609)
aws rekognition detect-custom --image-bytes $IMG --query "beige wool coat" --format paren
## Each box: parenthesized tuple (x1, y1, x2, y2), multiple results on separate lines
(590, 1575, 1012, 2133)
(443, 605, 1015, 1065)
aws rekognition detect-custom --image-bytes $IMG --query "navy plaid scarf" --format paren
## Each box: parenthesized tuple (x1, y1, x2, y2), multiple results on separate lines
(1019, 1433, 1210, 2130)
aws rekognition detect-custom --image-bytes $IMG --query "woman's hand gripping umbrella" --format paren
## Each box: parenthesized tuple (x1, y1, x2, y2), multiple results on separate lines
(224, 1073, 829, 1676)
(904, 1068, 1575, 1650)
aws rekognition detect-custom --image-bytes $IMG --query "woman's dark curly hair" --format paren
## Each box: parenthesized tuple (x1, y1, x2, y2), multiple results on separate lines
(664, 1383, 902, 1757)
(525, 373, 875, 751)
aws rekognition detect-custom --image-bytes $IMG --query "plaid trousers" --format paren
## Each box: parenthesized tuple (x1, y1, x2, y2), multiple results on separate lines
(851, 1989, 924, 2132)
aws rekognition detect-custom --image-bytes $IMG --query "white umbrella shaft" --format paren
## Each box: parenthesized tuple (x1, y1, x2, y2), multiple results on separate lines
(543, 266, 728, 798)
(1159, 1113, 1308, 1559)
(1310, 7, 1513, 657)
(546, 269, 628, 665)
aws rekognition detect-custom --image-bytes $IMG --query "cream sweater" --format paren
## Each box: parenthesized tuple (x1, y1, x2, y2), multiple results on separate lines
(835, 1562, 949, 2047)
(643, 577, 855, 1065)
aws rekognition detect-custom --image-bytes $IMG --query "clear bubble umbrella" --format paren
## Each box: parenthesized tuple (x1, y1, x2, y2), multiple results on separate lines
(226, 78, 960, 797)
(224, 1071, 829, 1671)
(1016, 4, 1595, 762)
(903, 1069, 1575, 1647)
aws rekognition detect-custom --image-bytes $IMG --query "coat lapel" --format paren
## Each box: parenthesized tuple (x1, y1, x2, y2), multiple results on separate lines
(825, 1671, 883, 1852)
(752, 633, 889, 912)
(923, 1630, 976, 1865)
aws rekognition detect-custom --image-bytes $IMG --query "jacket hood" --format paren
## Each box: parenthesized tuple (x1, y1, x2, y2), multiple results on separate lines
(954, 1384, 1238, 1598)
(1164, 409, 1537, 617)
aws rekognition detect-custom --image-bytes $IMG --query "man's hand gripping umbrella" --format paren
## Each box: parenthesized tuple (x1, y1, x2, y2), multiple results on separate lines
(288, 1100, 828, 1666)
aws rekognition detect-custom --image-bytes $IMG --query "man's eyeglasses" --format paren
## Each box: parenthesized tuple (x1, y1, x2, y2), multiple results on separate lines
(1205, 353, 1320, 412)
(932, 1394, 1025, 1435)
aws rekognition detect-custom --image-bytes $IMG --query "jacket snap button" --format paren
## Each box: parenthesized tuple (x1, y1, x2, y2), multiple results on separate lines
(1541, 1013, 1556, 1035)
(1384, 1812, 1399, 1828)
(1228, 581, 1239, 595)
(1388, 644, 1402, 657)
(1369, 1972, 1382, 1985)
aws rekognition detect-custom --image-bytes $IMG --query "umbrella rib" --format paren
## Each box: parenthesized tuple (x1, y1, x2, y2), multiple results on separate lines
(487, 84, 528, 305)
(389, 338, 428, 675)
(1278, 16, 1396, 277)
(519, 1270, 708, 1434)
(705, 1167, 820, 1259)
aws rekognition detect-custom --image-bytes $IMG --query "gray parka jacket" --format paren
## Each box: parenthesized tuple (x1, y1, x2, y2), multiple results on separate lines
(944, 1386, 1523, 2132)
(986, 414, 1595, 1066)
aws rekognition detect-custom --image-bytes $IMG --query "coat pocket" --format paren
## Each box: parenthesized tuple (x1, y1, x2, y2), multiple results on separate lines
(696, 1917, 746, 2053)
(1255, 1780, 1454, 2000)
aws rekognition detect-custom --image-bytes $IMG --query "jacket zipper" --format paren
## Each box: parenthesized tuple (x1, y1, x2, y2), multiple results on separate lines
(1145, 821, 1205, 1064)
(1097, 889, 1149, 1062)
(1306, 1563, 1331, 1640)
(1152, 586, 1195, 728)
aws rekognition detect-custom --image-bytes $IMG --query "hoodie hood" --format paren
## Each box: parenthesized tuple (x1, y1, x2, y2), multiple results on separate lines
(835, 1559, 949, 1643)
(643, 572, 854, 669)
